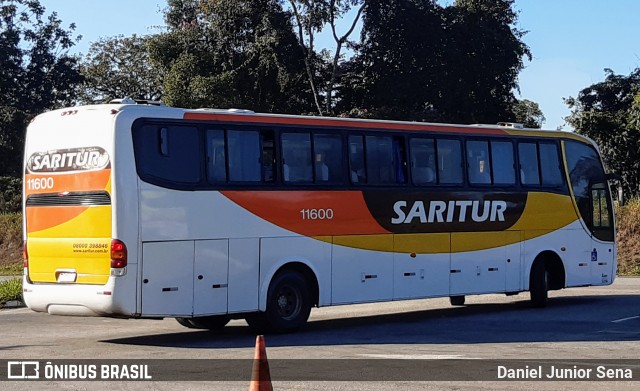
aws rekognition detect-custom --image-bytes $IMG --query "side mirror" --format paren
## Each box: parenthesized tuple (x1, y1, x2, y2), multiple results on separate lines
(604, 173, 623, 205)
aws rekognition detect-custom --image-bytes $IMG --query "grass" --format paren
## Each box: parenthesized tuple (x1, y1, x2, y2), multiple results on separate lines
(0, 213, 22, 276)
(0, 278, 22, 305)
(615, 198, 640, 276)
(0, 263, 22, 275)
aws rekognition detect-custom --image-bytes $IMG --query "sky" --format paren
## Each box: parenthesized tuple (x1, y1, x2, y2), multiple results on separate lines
(38, 0, 640, 131)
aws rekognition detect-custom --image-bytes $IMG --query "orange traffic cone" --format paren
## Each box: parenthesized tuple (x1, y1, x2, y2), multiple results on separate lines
(249, 335, 273, 391)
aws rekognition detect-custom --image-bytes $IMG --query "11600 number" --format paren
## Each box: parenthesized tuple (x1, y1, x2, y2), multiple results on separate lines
(300, 208, 334, 220)
(27, 177, 54, 190)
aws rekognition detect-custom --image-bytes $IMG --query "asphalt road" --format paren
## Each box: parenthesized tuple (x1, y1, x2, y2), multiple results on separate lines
(0, 277, 638, 390)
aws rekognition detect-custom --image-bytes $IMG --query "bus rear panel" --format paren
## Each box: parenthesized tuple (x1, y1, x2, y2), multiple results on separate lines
(22, 108, 131, 316)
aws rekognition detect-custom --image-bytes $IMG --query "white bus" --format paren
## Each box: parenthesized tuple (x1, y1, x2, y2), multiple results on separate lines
(22, 102, 616, 333)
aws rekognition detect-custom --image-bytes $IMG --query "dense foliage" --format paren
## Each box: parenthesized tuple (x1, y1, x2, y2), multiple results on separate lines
(0, 0, 82, 178)
(0, 176, 20, 214)
(148, 0, 311, 113)
(79, 35, 164, 103)
(77, 0, 532, 123)
(338, 0, 530, 123)
(566, 68, 640, 199)
(513, 99, 546, 129)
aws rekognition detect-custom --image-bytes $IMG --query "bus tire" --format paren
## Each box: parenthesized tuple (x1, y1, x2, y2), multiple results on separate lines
(449, 295, 465, 306)
(189, 315, 230, 330)
(175, 317, 198, 329)
(248, 270, 311, 333)
(530, 260, 549, 308)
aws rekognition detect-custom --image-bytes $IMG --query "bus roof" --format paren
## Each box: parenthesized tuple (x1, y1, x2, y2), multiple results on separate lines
(38, 103, 594, 144)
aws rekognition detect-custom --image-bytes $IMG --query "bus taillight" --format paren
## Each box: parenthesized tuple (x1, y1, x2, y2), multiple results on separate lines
(23, 240, 28, 268)
(110, 239, 128, 269)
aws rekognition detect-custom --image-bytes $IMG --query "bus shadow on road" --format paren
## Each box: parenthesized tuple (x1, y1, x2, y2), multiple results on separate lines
(102, 294, 640, 349)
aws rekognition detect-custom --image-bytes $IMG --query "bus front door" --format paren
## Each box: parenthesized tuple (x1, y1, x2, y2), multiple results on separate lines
(589, 182, 615, 286)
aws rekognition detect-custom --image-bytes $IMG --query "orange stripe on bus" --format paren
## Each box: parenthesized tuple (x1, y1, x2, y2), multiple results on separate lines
(220, 190, 389, 236)
(184, 113, 508, 135)
(24, 169, 111, 196)
(26, 206, 89, 233)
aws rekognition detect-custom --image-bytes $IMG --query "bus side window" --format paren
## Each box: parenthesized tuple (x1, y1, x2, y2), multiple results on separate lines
(467, 140, 491, 185)
(133, 124, 201, 184)
(227, 130, 261, 182)
(313, 134, 343, 183)
(592, 184, 611, 228)
(348, 136, 366, 184)
(282, 132, 313, 183)
(539, 143, 563, 186)
(261, 131, 275, 183)
(393, 137, 407, 184)
(365, 136, 390, 184)
(518, 142, 540, 186)
(206, 130, 227, 183)
(491, 140, 515, 185)
(437, 139, 463, 184)
(409, 138, 436, 185)
(365, 135, 406, 185)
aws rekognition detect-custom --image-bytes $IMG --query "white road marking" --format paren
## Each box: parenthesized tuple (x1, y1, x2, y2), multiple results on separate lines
(358, 354, 479, 360)
(611, 315, 640, 323)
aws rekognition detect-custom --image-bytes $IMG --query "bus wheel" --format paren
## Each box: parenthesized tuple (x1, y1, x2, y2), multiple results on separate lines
(175, 317, 198, 329)
(249, 270, 311, 333)
(530, 260, 549, 308)
(189, 315, 230, 330)
(449, 295, 465, 306)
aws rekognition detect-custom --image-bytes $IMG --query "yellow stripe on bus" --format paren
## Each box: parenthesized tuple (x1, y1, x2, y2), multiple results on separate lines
(28, 205, 112, 238)
(333, 234, 394, 252)
(393, 232, 451, 253)
(508, 192, 578, 232)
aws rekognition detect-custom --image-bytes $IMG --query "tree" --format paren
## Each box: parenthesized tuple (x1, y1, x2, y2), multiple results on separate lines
(79, 35, 163, 103)
(287, 0, 365, 115)
(0, 107, 29, 178)
(0, 0, 82, 177)
(287, 0, 328, 115)
(566, 68, 640, 199)
(439, 0, 530, 124)
(513, 99, 545, 128)
(339, 0, 447, 121)
(339, 0, 530, 124)
(149, 0, 311, 113)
